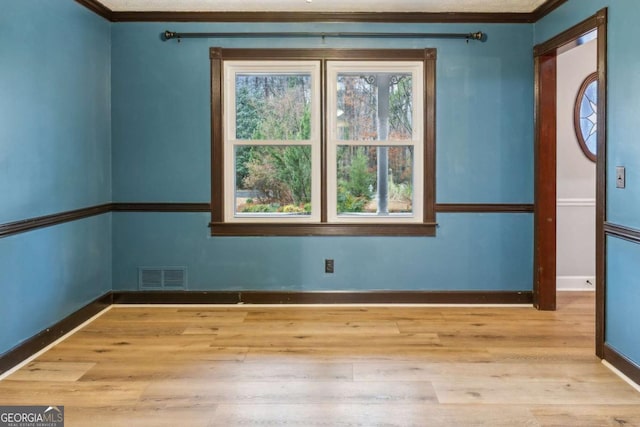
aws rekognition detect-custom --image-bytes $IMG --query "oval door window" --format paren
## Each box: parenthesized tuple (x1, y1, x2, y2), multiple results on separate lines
(574, 72, 598, 161)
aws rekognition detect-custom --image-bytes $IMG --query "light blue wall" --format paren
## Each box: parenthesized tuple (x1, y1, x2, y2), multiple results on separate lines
(535, 0, 640, 229)
(0, 216, 112, 355)
(111, 22, 535, 291)
(0, 1, 112, 223)
(602, 3, 640, 230)
(113, 212, 532, 291)
(3, 0, 638, 372)
(606, 236, 640, 365)
(0, 1, 112, 355)
(112, 22, 533, 203)
(536, 0, 640, 368)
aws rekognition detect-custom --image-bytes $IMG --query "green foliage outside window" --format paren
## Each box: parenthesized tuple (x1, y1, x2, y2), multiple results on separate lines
(337, 147, 375, 213)
(234, 73, 412, 215)
(235, 74, 313, 213)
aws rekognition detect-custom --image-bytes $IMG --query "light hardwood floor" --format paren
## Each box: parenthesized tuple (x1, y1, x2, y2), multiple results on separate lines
(1, 292, 639, 426)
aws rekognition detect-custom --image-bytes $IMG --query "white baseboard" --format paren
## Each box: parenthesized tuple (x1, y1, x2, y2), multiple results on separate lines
(602, 360, 640, 393)
(556, 276, 596, 291)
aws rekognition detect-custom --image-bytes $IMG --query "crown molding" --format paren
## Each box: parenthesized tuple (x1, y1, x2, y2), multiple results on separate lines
(111, 11, 532, 23)
(532, 0, 568, 22)
(76, 0, 568, 24)
(75, 0, 113, 21)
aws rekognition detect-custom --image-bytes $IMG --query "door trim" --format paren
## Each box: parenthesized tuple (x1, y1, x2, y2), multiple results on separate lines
(533, 9, 607, 358)
(533, 52, 557, 311)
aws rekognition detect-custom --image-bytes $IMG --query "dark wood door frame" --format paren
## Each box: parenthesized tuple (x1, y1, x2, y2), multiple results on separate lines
(534, 52, 558, 311)
(533, 9, 607, 358)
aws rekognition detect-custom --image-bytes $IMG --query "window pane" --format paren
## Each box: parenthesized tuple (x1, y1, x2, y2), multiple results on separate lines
(337, 73, 413, 141)
(236, 74, 312, 140)
(235, 146, 312, 216)
(579, 79, 598, 156)
(336, 146, 413, 215)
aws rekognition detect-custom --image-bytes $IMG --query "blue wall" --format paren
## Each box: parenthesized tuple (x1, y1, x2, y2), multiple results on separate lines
(606, 236, 640, 363)
(0, 1, 112, 223)
(536, 0, 640, 369)
(111, 22, 535, 292)
(0, 1, 112, 355)
(0, 216, 112, 355)
(113, 212, 532, 291)
(18, 0, 640, 365)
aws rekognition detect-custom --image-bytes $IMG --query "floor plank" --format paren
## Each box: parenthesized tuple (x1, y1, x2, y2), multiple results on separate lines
(142, 380, 438, 405)
(211, 404, 539, 427)
(7, 361, 96, 382)
(0, 292, 638, 426)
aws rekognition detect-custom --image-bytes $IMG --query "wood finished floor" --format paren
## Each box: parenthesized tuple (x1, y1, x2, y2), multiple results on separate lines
(1, 292, 639, 426)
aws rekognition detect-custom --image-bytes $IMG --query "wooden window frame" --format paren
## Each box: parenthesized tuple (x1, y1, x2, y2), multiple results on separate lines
(209, 47, 437, 236)
(222, 60, 322, 223)
(325, 61, 425, 224)
(573, 71, 598, 162)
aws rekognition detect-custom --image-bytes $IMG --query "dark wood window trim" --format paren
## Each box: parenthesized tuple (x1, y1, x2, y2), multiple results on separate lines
(574, 72, 598, 162)
(209, 48, 436, 237)
(208, 222, 437, 237)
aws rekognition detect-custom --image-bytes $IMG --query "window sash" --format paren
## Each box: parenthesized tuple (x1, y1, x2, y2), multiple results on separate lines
(326, 61, 424, 223)
(223, 61, 321, 222)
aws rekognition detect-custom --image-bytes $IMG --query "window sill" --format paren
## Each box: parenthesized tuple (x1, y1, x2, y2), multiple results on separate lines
(209, 222, 437, 237)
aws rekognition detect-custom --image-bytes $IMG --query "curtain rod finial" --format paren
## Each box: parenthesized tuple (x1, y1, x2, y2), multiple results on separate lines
(470, 32, 487, 42)
(162, 31, 177, 41)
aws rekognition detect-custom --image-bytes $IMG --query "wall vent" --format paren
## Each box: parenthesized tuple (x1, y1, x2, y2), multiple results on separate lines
(138, 267, 187, 290)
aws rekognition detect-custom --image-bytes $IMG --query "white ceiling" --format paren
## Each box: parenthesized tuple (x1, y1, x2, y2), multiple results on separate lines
(99, 0, 549, 13)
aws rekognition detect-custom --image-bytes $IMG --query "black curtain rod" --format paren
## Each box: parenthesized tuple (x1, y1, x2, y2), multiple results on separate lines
(161, 30, 486, 42)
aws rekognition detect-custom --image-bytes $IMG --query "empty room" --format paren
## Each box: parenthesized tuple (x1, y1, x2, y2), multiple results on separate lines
(1, 0, 640, 425)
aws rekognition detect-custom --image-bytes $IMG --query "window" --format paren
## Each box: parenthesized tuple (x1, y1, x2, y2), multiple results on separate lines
(574, 72, 598, 162)
(327, 62, 423, 223)
(210, 48, 436, 236)
(223, 61, 321, 222)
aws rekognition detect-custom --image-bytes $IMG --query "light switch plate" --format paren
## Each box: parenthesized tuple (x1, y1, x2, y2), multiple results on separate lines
(616, 166, 626, 189)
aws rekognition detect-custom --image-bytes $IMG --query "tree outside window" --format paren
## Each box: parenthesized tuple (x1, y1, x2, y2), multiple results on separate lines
(210, 48, 436, 236)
